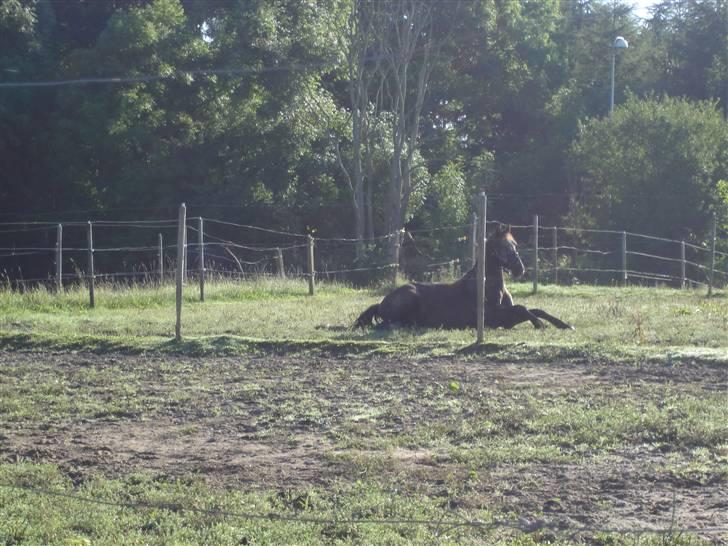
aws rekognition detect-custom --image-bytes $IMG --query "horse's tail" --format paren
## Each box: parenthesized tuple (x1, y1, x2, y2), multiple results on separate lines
(354, 304, 380, 329)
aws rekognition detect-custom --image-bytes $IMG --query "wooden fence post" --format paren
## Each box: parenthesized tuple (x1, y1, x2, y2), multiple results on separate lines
(56, 223, 63, 292)
(307, 234, 315, 296)
(471, 212, 477, 269)
(476, 193, 487, 345)
(552, 226, 558, 285)
(708, 213, 716, 296)
(532, 214, 539, 293)
(198, 217, 205, 302)
(680, 240, 686, 289)
(87, 221, 95, 308)
(175, 203, 186, 341)
(158, 233, 164, 284)
(621, 231, 627, 286)
(276, 248, 285, 278)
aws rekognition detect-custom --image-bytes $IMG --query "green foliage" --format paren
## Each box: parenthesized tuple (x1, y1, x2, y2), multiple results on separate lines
(419, 161, 469, 228)
(568, 95, 728, 240)
(0, 0, 727, 258)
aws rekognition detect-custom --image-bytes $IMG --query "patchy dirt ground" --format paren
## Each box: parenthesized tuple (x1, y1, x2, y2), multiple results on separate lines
(1, 350, 726, 539)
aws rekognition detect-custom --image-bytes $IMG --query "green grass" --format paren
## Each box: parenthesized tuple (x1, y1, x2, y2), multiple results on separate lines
(0, 278, 726, 544)
(0, 277, 726, 361)
(0, 351, 726, 544)
(0, 464, 498, 545)
(1, 465, 711, 546)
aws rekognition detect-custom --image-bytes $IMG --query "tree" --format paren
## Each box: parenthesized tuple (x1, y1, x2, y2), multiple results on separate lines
(645, 0, 728, 116)
(332, 0, 460, 263)
(567, 95, 728, 240)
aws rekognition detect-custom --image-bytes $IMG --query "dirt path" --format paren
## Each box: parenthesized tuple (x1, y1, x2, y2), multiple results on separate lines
(1, 351, 726, 536)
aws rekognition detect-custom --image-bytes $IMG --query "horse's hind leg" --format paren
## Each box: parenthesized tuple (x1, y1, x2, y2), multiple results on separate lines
(378, 285, 420, 327)
(529, 308, 574, 330)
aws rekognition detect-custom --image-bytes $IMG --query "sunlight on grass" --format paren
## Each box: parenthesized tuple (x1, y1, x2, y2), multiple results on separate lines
(0, 278, 725, 359)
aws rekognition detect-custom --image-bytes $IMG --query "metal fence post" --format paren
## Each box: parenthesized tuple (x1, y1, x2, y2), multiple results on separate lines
(390, 230, 402, 288)
(708, 213, 716, 296)
(471, 212, 477, 269)
(87, 221, 95, 308)
(307, 235, 315, 296)
(476, 193, 487, 345)
(175, 203, 186, 341)
(198, 217, 205, 302)
(552, 226, 558, 285)
(56, 223, 63, 292)
(276, 248, 285, 278)
(680, 240, 686, 289)
(158, 233, 164, 284)
(183, 223, 188, 284)
(532, 214, 539, 293)
(621, 231, 627, 286)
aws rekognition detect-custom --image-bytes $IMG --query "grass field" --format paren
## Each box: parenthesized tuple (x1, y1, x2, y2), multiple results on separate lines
(0, 278, 726, 358)
(0, 279, 726, 544)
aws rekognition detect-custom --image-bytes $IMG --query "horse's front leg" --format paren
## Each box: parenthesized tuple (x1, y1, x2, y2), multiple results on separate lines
(528, 309, 574, 330)
(487, 305, 545, 329)
(501, 287, 514, 307)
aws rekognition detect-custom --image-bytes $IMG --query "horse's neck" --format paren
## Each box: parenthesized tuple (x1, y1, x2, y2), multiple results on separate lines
(458, 250, 505, 293)
(485, 262, 505, 301)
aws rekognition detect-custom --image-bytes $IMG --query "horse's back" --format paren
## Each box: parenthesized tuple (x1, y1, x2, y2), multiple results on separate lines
(411, 280, 476, 328)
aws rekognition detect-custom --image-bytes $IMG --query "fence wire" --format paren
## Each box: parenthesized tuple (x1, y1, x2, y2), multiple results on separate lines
(1, 482, 726, 538)
(0, 215, 725, 290)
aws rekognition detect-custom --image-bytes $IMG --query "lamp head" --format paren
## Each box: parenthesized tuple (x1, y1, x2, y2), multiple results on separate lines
(613, 36, 628, 49)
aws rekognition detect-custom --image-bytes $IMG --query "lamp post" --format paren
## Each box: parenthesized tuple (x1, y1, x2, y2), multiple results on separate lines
(610, 36, 628, 115)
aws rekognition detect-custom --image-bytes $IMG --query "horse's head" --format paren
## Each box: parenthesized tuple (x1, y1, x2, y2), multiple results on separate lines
(488, 224, 525, 278)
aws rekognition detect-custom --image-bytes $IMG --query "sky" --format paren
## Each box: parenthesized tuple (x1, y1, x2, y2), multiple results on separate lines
(631, 0, 659, 19)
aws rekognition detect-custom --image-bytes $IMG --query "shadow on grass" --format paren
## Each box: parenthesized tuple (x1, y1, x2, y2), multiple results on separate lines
(0, 333, 139, 354)
(3, 330, 726, 367)
(159, 334, 402, 358)
(457, 342, 507, 355)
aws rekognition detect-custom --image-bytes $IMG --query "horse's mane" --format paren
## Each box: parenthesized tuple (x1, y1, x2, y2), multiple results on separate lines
(458, 229, 516, 281)
(488, 228, 516, 244)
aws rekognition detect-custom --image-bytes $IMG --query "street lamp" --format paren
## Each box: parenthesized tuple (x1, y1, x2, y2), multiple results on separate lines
(610, 36, 628, 115)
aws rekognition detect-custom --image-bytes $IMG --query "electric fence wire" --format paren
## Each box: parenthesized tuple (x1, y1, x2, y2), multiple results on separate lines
(1, 482, 727, 538)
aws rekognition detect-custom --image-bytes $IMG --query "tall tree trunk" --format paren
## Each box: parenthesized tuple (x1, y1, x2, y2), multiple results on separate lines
(376, 0, 435, 262)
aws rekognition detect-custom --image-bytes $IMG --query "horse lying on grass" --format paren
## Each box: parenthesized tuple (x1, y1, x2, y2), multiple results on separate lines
(354, 224, 573, 330)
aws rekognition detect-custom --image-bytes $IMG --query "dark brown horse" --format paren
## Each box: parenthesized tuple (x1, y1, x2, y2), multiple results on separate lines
(354, 224, 573, 330)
